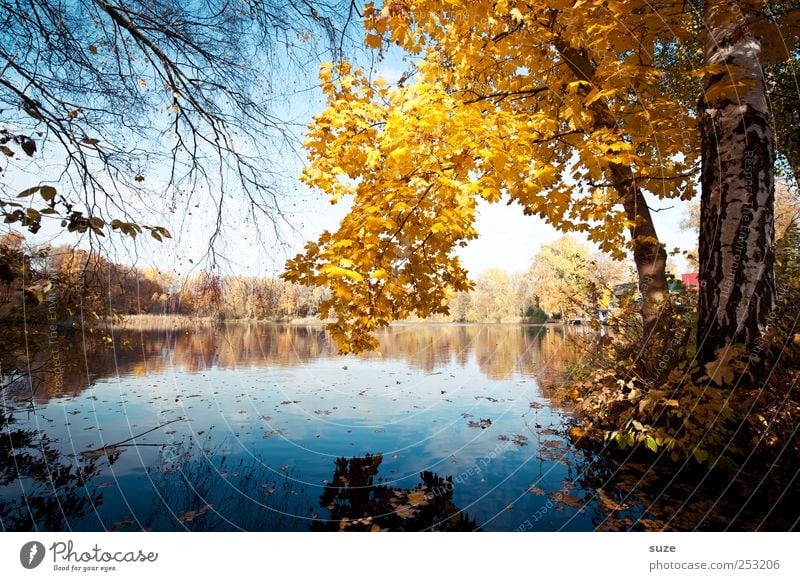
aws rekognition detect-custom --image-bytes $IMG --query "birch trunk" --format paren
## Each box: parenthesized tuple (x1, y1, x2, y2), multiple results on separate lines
(698, 1, 776, 364)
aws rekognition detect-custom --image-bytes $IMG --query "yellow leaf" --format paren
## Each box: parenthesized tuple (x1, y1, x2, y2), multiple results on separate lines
(704, 346, 742, 386)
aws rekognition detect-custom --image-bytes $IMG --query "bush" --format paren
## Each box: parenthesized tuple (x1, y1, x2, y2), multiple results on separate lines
(524, 305, 548, 323)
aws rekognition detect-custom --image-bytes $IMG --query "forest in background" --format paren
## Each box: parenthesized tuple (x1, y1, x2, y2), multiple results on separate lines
(0, 231, 637, 325)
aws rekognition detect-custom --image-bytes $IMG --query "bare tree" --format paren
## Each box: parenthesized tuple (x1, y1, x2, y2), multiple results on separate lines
(0, 0, 356, 259)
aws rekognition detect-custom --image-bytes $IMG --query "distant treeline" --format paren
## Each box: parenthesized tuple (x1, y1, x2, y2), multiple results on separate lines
(1, 232, 636, 325)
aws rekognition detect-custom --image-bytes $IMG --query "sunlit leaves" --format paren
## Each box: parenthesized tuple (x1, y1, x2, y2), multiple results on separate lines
(286, 0, 711, 351)
(703, 345, 746, 386)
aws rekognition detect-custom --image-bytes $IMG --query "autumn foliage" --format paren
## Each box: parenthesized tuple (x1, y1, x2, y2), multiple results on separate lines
(285, 0, 707, 352)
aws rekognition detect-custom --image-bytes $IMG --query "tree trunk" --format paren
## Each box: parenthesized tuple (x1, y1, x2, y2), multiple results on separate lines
(608, 164, 672, 349)
(697, 2, 776, 364)
(555, 40, 672, 359)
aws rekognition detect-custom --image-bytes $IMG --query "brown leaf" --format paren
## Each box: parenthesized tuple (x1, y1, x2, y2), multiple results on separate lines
(407, 490, 429, 507)
(395, 505, 417, 519)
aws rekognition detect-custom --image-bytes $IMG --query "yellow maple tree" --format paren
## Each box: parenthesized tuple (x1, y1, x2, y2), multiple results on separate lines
(284, 1, 790, 354)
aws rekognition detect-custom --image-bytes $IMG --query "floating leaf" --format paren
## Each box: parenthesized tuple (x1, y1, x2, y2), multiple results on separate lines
(407, 490, 429, 507)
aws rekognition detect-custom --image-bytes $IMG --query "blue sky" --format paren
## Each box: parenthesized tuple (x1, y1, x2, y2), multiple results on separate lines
(5, 27, 695, 279)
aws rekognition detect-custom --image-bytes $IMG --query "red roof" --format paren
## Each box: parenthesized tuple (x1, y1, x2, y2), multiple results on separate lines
(681, 273, 699, 290)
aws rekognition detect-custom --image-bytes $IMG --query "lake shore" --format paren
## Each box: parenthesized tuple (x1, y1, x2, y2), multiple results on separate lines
(110, 313, 571, 330)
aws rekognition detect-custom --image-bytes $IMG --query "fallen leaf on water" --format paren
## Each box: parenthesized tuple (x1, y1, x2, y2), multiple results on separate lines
(569, 426, 587, 441)
(528, 484, 545, 495)
(395, 505, 417, 519)
(111, 516, 135, 532)
(178, 503, 213, 523)
(597, 488, 629, 512)
(512, 434, 528, 446)
(407, 490, 429, 507)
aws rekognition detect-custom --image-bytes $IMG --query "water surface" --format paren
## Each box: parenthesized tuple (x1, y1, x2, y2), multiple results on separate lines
(2, 323, 796, 531)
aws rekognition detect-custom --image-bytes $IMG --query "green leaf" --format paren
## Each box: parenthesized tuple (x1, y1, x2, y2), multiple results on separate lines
(614, 432, 634, 449)
(645, 436, 657, 452)
(693, 448, 709, 463)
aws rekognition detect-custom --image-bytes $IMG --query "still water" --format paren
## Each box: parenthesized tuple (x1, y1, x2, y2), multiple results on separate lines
(1, 323, 795, 531)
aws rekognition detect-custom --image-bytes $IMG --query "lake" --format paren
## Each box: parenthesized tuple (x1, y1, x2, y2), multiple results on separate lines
(1, 323, 796, 531)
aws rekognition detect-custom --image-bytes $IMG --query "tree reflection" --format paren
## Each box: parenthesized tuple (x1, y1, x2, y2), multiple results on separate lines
(311, 454, 480, 531)
(0, 412, 103, 531)
(575, 453, 800, 531)
(14, 323, 582, 406)
(122, 438, 305, 532)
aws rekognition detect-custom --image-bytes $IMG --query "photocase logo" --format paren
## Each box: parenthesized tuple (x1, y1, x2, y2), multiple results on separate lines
(20, 541, 46, 569)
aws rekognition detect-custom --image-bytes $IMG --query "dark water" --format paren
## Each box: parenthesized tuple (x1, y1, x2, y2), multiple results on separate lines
(1, 323, 797, 531)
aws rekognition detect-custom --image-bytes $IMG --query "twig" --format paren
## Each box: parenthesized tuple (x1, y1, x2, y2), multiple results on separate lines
(0, 53, 17, 79)
(82, 417, 184, 454)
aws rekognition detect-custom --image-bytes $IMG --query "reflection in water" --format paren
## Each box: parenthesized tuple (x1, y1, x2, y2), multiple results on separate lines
(578, 456, 800, 532)
(311, 455, 479, 531)
(119, 436, 305, 532)
(7, 323, 580, 404)
(1, 322, 794, 532)
(0, 412, 103, 531)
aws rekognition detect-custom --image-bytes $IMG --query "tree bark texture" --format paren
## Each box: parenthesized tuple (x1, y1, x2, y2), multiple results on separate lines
(698, 1, 776, 364)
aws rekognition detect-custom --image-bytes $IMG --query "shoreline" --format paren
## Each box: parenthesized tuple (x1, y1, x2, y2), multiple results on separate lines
(108, 313, 581, 329)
